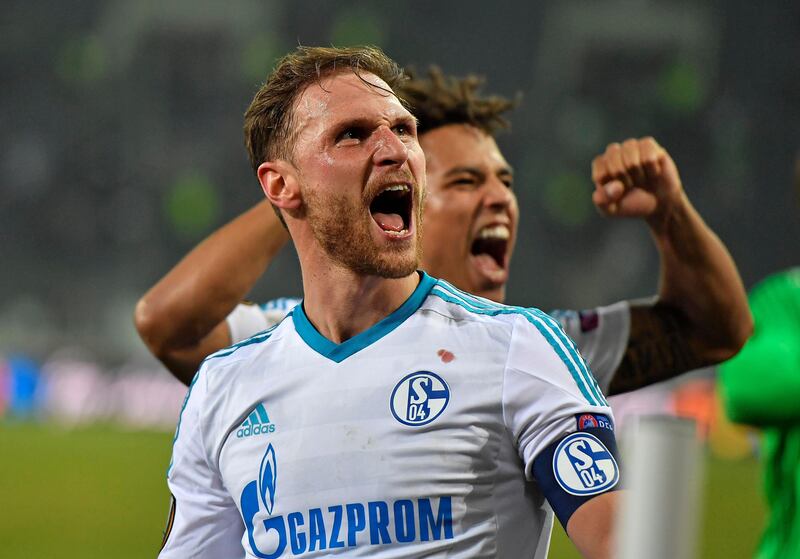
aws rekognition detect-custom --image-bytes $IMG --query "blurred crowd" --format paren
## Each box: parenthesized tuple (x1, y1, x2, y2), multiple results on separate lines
(0, 352, 185, 430)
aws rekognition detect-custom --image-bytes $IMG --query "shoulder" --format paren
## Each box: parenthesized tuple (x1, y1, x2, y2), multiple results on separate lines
(426, 279, 513, 324)
(424, 279, 564, 342)
(201, 317, 291, 387)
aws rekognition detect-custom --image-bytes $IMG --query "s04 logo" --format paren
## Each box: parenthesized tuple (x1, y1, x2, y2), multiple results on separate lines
(390, 371, 450, 426)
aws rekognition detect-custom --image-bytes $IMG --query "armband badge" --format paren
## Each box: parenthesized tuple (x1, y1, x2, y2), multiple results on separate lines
(553, 432, 619, 496)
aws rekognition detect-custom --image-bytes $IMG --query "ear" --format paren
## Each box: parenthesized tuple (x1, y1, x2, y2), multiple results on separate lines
(257, 160, 301, 211)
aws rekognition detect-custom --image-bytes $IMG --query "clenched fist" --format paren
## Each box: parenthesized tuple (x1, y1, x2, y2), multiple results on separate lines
(591, 137, 684, 226)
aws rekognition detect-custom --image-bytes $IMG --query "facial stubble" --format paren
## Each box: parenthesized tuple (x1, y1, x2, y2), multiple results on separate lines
(304, 185, 424, 279)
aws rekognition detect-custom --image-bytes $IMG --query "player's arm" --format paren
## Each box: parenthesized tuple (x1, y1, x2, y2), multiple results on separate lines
(719, 271, 800, 427)
(531, 429, 621, 559)
(134, 200, 289, 385)
(505, 312, 622, 559)
(591, 137, 753, 395)
(159, 370, 245, 558)
(566, 492, 618, 559)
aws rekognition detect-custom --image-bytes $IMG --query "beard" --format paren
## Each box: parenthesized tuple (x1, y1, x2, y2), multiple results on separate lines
(304, 185, 423, 279)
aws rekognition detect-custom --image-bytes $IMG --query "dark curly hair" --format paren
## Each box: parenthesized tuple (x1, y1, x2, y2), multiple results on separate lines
(398, 66, 518, 137)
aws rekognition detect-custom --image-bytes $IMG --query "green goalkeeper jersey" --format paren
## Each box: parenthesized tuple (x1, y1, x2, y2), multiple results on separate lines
(719, 268, 800, 559)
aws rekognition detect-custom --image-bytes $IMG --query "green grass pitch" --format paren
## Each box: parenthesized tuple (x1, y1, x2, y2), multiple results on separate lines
(0, 421, 765, 558)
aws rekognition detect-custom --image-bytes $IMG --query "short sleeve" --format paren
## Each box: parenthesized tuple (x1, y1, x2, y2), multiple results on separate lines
(502, 311, 615, 478)
(550, 301, 630, 394)
(226, 298, 299, 343)
(159, 371, 245, 558)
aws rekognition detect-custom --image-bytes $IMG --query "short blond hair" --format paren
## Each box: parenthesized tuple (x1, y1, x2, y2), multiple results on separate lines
(244, 45, 406, 172)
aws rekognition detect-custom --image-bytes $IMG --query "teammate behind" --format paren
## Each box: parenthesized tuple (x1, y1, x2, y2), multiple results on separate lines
(159, 45, 620, 559)
(135, 69, 752, 396)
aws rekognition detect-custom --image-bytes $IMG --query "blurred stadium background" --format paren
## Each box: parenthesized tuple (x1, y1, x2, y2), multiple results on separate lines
(2, 1, 797, 557)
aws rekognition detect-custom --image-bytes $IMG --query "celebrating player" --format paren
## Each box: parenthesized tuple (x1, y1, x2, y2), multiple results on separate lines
(159, 46, 621, 559)
(136, 70, 752, 395)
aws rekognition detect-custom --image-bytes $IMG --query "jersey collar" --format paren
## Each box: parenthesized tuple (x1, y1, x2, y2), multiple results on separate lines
(292, 271, 437, 363)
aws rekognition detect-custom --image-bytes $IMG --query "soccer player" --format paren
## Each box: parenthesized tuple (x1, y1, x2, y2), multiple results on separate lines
(159, 45, 621, 559)
(718, 161, 800, 558)
(135, 71, 752, 395)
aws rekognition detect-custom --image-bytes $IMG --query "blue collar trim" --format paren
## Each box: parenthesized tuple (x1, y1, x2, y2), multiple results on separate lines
(292, 272, 436, 363)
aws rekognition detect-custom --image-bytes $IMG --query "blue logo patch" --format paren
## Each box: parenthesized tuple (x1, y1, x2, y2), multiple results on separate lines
(553, 432, 619, 496)
(240, 441, 454, 557)
(259, 444, 277, 515)
(576, 413, 613, 431)
(390, 371, 450, 426)
(238, 403, 276, 438)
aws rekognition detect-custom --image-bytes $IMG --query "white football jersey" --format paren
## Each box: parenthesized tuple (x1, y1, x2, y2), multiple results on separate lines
(227, 296, 629, 393)
(163, 273, 617, 558)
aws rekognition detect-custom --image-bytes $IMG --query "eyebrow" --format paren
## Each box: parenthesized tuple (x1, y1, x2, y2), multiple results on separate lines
(329, 116, 374, 132)
(330, 113, 417, 133)
(444, 165, 514, 177)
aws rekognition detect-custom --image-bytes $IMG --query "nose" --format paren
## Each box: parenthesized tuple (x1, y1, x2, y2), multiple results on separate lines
(483, 175, 514, 210)
(371, 126, 410, 167)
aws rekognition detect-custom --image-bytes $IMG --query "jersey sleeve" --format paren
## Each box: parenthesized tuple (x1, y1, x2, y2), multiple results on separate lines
(159, 370, 245, 558)
(502, 311, 621, 528)
(550, 301, 630, 394)
(226, 298, 300, 343)
(502, 310, 614, 471)
(719, 269, 800, 427)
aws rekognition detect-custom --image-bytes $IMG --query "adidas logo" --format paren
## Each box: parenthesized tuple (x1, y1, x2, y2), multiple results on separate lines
(237, 403, 276, 438)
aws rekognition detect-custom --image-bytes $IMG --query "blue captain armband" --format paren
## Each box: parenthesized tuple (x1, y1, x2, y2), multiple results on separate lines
(531, 424, 622, 528)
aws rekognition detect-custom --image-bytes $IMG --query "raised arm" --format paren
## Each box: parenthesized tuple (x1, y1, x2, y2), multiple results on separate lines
(591, 137, 753, 395)
(134, 200, 289, 384)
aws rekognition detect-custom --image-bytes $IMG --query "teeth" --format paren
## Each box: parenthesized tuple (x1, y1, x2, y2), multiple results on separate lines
(384, 229, 408, 237)
(478, 225, 510, 240)
(382, 184, 410, 193)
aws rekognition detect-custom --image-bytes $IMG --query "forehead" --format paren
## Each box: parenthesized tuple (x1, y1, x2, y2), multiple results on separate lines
(292, 71, 411, 136)
(420, 124, 509, 173)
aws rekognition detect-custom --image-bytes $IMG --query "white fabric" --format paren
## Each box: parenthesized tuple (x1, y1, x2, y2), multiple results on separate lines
(226, 298, 301, 343)
(227, 299, 630, 394)
(163, 278, 614, 558)
(551, 301, 630, 394)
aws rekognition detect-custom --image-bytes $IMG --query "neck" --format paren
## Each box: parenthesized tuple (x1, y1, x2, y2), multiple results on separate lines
(300, 263, 419, 344)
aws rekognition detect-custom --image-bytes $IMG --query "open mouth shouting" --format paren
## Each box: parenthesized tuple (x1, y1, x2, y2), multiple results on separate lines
(469, 222, 511, 283)
(369, 183, 414, 239)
